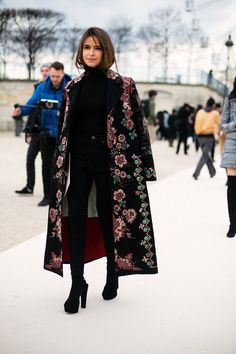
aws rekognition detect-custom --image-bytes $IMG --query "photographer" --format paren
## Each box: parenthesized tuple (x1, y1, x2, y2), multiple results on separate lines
(15, 63, 50, 197)
(12, 62, 71, 206)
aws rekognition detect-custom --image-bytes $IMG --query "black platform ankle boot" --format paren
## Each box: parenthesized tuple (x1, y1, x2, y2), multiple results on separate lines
(226, 176, 236, 238)
(102, 264, 119, 300)
(64, 277, 89, 314)
(227, 224, 236, 238)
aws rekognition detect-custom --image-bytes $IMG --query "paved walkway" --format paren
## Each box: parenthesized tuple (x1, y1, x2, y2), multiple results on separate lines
(1, 132, 235, 354)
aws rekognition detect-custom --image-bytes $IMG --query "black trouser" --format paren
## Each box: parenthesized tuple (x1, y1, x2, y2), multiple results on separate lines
(193, 136, 215, 177)
(15, 117, 23, 136)
(211, 139, 216, 161)
(26, 135, 40, 191)
(176, 132, 188, 154)
(40, 135, 56, 198)
(68, 137, 114, 278)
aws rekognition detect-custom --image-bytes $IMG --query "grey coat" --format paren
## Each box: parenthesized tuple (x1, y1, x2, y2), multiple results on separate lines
(220, 97, 236, 168)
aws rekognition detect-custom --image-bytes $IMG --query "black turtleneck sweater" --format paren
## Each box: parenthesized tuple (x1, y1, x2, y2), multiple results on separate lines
(70, 67, 107, 145)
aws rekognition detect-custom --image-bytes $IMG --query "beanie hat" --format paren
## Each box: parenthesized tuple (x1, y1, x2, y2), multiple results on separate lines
(40, 63, 51, 70)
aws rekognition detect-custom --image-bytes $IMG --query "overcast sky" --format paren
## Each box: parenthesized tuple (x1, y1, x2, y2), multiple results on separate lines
(5, 0, 236, 39)
(3, 0, 236, 80)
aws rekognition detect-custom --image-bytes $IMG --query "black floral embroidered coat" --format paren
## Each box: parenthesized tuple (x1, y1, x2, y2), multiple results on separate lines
(44, 69, 158, 277)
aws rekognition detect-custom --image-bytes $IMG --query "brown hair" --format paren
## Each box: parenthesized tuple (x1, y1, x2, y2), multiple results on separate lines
(50, 62, 64, 71)
(75, 27, 116, 70)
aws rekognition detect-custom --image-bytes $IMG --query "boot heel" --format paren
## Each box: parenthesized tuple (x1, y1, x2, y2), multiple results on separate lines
(64, 278, 88, 314)
(81, 283, 89, 309)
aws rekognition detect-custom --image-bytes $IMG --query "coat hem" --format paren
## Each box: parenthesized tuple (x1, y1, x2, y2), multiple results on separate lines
(220, 164, 236, 169)
(117, 268, 158, 277)
(44, 265, 63, 277)
(43, 264, 158, 278)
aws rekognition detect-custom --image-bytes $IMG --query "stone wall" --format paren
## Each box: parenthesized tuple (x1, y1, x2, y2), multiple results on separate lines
(0, 80, 37, 131)
(0, 80, 224, 131)
(137, 82, 223, 112)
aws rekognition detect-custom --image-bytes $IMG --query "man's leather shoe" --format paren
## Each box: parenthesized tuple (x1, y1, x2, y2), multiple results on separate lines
(37, 196, 50, 206)
(15, 186, 33, 194)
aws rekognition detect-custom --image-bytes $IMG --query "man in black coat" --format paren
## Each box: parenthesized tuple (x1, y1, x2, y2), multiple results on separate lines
(176, 103, 192, 155)
(15, 63, 51, 197)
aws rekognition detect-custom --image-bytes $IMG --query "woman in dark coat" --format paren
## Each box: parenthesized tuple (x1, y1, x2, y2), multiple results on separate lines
(220, 77, 236, 238)
(43, 27, 158, 314)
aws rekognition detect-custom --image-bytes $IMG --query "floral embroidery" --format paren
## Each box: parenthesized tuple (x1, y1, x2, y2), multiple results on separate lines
(115, 154, 127, 168)
(115, 251, 142, 271)
(123, 208, 137, 223)
(52, 218, 62, 241)
(118, 134, 125, 142)
(114, 168, 120, 176)
(126, 119, 134, 130)
(56, 156, 63, 168)
(56, 189, 62, 203)
(107, 115, 117, 148)
(113, 204, 121, 213)
(49, 208, 58, 223)
(129, 129, 137, 140)
(113, 189, 126, 203)
(113, 216, 126, 241)
(59, 136, 67, 152)
(45, 252, 62, 270)
(116, 143, 122, 150)
(107, 70, 119, 80)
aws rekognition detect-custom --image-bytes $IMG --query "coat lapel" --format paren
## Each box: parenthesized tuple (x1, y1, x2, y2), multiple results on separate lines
(65, 69, 123, 127)
(106, 76, 123, 115)
(66, 78, 83, 130)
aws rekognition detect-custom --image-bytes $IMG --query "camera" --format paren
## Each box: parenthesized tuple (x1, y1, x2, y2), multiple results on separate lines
(38, 99, 59, 110)
(17, 99, 59, 136)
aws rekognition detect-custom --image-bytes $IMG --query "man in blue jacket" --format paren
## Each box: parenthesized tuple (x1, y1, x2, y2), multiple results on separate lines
(12, 62, 71, 206)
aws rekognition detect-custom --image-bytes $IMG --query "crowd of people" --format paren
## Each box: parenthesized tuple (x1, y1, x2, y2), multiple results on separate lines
(143, 91, 236, 241)
(145, 99, 222, 158)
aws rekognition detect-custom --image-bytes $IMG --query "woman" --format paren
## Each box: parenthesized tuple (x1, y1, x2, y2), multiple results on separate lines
(221, 78, 236, 238)
(43, 27, 158, 314)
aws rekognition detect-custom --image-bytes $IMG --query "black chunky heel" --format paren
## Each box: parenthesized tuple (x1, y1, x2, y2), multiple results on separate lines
(64, 278, 89, 314)
(81, 282, 89, 308)
(227, 224, 236, 238)
(102, 270, 119, 300)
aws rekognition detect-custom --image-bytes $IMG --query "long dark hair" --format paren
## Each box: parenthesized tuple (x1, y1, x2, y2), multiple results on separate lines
(228, 77, 236, 99)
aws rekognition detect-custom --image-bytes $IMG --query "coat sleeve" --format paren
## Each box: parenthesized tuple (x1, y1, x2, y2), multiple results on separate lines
(20, 84, 42, 116)
(221, 98, 236, 132)
(130, 79, 157, 181)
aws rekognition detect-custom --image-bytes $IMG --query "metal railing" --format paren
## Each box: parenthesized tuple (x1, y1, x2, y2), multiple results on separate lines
(153, 71, 228, 97)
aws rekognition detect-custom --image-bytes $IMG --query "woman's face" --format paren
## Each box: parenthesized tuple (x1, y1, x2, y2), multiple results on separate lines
(82, 36, 103, 68)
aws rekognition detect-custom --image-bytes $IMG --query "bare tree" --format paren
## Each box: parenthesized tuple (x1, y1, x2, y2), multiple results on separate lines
(149, 6, 184, 81)
(108, 17, 135, 64)
(61, 27, 84, 73)
(10, 9, 65, 79)
(0, 9, 13, 78)
(137, 25, 159, 81)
